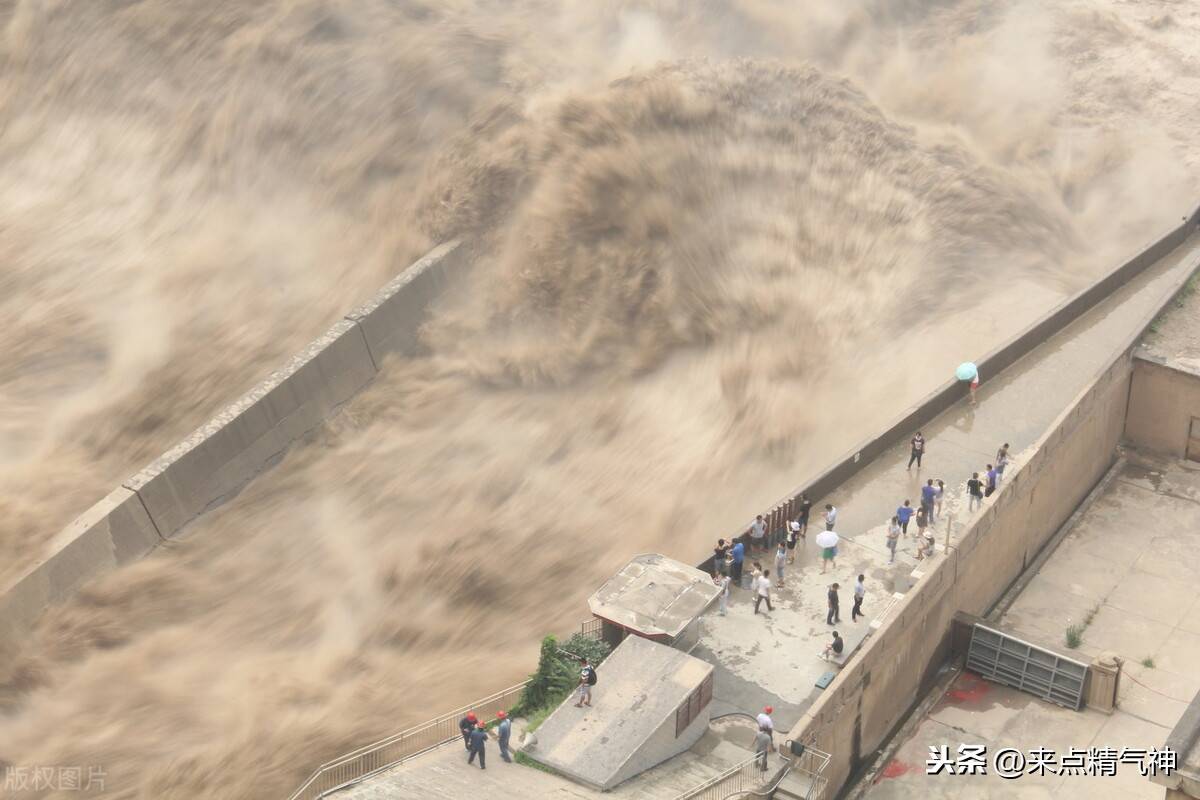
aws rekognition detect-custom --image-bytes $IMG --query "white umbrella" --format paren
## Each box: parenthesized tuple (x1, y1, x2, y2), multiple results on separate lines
(815, 531, 839, 548)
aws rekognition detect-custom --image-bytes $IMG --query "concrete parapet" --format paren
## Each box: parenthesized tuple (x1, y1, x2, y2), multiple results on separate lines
(711, 205, 1200, 574)
(2, 240, 468, 658)
(0, 487, 159, 659)
(124, 318, 377, 539)
(346, 239, 468, 365)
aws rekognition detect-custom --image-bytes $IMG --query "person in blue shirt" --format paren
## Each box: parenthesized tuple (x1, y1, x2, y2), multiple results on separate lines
(730, 538, 746, 587)
(467, 721, 489, 769)
(496, 711, 512, 763)
(896, 500, 915, 536)
(921, 479, 937, 520)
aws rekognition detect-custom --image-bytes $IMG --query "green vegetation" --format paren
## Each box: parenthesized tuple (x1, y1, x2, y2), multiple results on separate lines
(1065, 604, 1102, 649)
(515, 751, 559, 774)
(1065, 624, 1084, 649)
(1141, 657, 1156, 669)
(511, 633, 611, 723)
(522, 704, 556, 734)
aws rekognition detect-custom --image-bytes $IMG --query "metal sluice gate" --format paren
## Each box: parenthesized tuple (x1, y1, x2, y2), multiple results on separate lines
(966, 624, 1088, 710)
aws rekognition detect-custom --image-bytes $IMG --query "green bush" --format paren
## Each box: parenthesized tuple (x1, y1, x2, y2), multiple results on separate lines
(1065, 625, 1083, 649)
(511, 633, 611, 719)
(560, 633, 612, 666)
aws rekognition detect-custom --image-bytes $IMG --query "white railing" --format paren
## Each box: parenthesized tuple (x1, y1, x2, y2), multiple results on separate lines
(675, 743, 831, 800)
(676, 752, 778, 800)
(286, 681, 528, 800)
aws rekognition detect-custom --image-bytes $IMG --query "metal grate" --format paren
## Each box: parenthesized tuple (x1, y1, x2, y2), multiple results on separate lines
(675, 673, 714, 737)
(966, 624, 1088, 710)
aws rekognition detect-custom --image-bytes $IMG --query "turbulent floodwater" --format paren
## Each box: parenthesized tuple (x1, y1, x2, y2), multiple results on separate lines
(1, 0, 1198, 797)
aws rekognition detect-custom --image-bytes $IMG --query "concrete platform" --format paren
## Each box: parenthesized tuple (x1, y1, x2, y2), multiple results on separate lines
(336, 716, 765, 800)
(859, 453, 1200, 800)
(528, 635, 714, 790)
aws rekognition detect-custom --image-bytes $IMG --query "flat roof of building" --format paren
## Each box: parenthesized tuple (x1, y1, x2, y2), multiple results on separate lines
(587, 553, 720, 639)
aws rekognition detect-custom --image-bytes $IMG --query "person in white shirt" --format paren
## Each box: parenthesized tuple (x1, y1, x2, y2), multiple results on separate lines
(823, 504, 838, 531)
(756, 706, 775, 740)
(852, 575, 866, 622)
(713, 571, 731, 616)
(753, 569, 773, 614)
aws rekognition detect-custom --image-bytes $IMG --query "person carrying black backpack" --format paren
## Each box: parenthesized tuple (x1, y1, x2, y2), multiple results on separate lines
(575, 657, 597, 707)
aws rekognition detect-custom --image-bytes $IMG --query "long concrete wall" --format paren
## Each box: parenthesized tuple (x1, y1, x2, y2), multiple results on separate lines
(1125, 353, 1200, 460)
(0, 240, 469, 660)
(790, 245, 1200, 796)
(707, 206, 1200, 560)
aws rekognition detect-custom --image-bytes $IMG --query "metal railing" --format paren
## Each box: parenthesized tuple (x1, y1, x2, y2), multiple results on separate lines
(676, 752, 783, 800)
(674, 743, 831, 800)
(789, 745, 832, 799)
(286, 681, 528, 800)
(580, 616, 604, 640)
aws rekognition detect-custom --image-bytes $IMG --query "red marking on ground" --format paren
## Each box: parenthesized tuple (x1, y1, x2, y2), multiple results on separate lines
(876, 760, 914, 781)
(946, 671, 991, 704)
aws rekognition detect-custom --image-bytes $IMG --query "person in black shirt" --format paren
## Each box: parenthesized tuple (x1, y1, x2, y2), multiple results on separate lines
(467, 722, 488, 769)
(907, 432, 925, 469)
(822, 631, 844, 660)
(713, 539, 729, 575)
(459, 711, 478, 749)
(967, 472, 984, 512)
(826, 583, 840, 625)
(796, 494, 813, 536)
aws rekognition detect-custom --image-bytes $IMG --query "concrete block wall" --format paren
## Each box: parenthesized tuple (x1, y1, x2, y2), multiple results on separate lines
(610, 690, 712, 789)
(123, 319, 378, 538)
(0, 488, 160, 658)
(0, 240, 467, 659)
(1125, 354, 1200, 459)
(346, 240, 470, 364)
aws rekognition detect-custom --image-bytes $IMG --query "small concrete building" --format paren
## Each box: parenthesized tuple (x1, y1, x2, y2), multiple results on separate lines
(588, 553, 720, 652)
(528, 634, 715, 791)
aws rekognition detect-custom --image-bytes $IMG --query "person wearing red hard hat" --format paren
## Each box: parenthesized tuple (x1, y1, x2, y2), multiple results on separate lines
(496, 711, 513, 763)
(459, 711, 478, 750)
(756, 706, 775, 738)
(467, 720, 489, 769)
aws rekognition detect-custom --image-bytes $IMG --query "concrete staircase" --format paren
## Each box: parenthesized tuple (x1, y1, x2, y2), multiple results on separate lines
(772, 769, 819, 800)
(335, 716, 763, 800)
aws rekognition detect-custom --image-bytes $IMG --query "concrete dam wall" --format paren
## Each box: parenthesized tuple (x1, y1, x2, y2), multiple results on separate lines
(0, 240, 470, 658)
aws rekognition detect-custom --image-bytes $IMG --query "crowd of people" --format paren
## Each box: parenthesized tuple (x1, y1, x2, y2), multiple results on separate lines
(709, 432, 1015, 647)
(459, 428, 1014, 773)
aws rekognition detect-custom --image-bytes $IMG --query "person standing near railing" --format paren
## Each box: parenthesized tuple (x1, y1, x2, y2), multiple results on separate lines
(459, 711, 478, 750)
(730, 537, 746, 588)
(755, 725, 773, 772)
